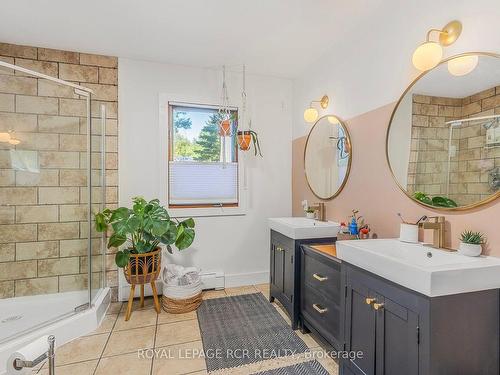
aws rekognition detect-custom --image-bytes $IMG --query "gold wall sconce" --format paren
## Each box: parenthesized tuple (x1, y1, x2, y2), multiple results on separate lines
(412, 20, 462, 71)
(304, 95, 329, 123)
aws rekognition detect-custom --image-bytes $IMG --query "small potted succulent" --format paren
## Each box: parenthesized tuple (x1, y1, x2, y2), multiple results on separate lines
(305, 207, 316, 219)
(459, 230, 484, 257)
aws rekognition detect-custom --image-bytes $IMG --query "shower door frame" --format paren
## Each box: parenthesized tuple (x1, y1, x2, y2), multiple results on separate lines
(0, 60, 105, 311)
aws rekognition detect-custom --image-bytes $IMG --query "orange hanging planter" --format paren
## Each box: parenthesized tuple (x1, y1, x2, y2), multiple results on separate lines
(219, 119, 232, 136)
(237, 131, 252, 151)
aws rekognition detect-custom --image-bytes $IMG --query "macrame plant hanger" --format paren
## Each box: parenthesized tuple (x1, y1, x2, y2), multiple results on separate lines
(237, 64, 251, 151)
(218, 65, 232, 165)
(237, 65, 262, 157)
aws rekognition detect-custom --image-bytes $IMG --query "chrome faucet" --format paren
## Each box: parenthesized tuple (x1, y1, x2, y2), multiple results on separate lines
(418, 216, 448, 249)
(309, 202, 326, 222)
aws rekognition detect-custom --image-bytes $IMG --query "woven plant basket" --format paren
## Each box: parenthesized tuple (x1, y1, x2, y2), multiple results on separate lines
(162, 292, 203, 314)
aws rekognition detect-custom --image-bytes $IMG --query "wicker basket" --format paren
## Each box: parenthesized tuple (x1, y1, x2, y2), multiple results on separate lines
(162, 292, 203, 314)
(123, 248, 162, 321)
(124, 248, 161, 284)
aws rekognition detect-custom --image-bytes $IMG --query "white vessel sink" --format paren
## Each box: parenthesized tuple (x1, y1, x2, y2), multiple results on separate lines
(336, 239, 500, 297)
(268, 217, 340, 240)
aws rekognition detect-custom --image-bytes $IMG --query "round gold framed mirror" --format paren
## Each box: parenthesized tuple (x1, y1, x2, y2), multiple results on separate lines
(386, 52, 500, 210)
(304, 115, 352, 200)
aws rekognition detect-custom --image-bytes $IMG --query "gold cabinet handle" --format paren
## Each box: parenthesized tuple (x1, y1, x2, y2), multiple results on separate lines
(312, 303, 328, 314)
(313, 273, 328, 282)
(365, 298, 376, 305)
(276, 246, 283, 252)
(373, 302, 384, 310)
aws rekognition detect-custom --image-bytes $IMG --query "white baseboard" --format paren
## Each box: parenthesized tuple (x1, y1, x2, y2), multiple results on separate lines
(118, 270, 270, 301)
(224, 271, 269, 288)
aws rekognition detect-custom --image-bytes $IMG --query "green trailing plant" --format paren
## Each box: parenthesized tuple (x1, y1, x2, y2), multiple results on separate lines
(248, 130, 263, 157)
(460, 230, 485, 245)
(305, 208, 315, 214)
(94, 197, 195, 268)
(413, 192, 457, 208)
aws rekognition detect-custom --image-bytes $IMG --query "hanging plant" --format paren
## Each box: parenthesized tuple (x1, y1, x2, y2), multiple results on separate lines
(237, 130, 251, 151)
(219, 119, 232, 136)
(236, 65, 263, 157)
(237, 129, 262, 156)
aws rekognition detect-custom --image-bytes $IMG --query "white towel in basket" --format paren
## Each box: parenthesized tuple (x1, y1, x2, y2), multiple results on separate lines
(161, 263, 202, 299)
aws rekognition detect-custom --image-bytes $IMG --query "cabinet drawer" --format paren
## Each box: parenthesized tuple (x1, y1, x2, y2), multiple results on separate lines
(302, 284, 340, 344)
(303, 249, 341, 301)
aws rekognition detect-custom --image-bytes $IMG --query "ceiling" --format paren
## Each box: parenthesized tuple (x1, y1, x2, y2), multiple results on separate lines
(0, 0, 378, 78)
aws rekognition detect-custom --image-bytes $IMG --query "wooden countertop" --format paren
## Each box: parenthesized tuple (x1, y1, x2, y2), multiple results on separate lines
(310, 244, 337, 258)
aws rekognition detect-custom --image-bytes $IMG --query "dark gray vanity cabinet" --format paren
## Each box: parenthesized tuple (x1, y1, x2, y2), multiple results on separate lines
(344, 272, 418, 375)
(341, 262, 499, 375)
(269, 230, 335, 330)
(300, 245, 343, 350)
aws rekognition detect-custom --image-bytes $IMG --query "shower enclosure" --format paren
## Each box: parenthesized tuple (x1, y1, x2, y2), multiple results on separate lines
(445, 114, 500, 205)
(0, 60, 109, 349)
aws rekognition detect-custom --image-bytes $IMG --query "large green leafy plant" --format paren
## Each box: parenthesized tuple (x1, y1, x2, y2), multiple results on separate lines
(94, 197, 195, 268)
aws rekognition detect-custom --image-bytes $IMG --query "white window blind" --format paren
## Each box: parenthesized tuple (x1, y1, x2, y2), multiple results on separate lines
(169, 161, 238, 205)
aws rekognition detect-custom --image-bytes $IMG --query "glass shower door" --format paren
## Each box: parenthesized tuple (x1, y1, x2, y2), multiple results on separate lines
(0, 60, 96, 343)
(90, 103, 107, 304)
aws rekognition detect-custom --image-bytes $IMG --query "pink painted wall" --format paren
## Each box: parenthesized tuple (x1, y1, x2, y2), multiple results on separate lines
(292, 103, 500, 255)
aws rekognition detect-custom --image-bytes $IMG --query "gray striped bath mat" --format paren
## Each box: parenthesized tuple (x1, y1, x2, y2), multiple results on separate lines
(251, 360, 329, 375)
(197, 293, 308, 371)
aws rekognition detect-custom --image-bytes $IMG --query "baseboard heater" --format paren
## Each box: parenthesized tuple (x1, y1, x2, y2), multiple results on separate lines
(200, 271, 225, 290)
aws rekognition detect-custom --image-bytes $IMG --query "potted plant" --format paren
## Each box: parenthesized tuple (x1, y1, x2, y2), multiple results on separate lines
(94, 196, 196, 269)
(459, 230, 484, 257)
(237, 129, 263, 156)
(305, 207, 315, 219)
(237, 130, 252, 151)
(219, 119, 232, 136)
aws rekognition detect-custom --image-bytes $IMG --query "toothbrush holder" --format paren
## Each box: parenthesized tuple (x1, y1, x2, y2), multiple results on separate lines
(399, 223, 419, 243)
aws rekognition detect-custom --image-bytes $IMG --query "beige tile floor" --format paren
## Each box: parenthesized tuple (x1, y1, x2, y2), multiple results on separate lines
(35, 284, 338, 375)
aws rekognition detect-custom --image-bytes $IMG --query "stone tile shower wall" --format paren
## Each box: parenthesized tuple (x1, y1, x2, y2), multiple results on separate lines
(0, 43, 119, 300)
(407, 94, 462, 197)
(407, 86, 500, 206)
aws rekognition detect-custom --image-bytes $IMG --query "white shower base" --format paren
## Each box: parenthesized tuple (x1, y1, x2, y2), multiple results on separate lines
(0, 287, 110, 374)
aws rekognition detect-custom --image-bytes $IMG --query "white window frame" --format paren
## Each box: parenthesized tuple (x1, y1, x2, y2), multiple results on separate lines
(158, 93, 247, 218)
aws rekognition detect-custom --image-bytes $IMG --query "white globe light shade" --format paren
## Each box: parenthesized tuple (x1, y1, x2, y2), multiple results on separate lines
(412, 42, 443, 71)
(447, 55, 479, 76)
(327, 116, 340, 124)
(304, 108, 319, 123)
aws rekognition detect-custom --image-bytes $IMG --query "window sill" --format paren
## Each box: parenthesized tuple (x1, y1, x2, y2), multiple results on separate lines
(168, 206, 247, 218)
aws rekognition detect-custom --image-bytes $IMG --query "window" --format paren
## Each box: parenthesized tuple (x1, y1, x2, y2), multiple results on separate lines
(168, 103, 239, 208)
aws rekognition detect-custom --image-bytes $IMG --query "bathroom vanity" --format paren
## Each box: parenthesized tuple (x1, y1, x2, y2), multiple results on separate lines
(268, 218, 339, 329)
(300, 244, 343, 350)
(269, 220, 500, 374)
(338, 239, 500, 375)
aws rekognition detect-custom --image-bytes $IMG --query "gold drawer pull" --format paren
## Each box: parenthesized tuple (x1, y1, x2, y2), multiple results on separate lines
(313, 273, 328, 282)
(313, 303, 328, 314)
(373, 302, 384, 310)
(365, 298, 376, 305)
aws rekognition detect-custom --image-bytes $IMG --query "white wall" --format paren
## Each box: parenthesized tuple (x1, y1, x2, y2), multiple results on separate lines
(118, 58, 292, 296)
(292, 0, 500, 139)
